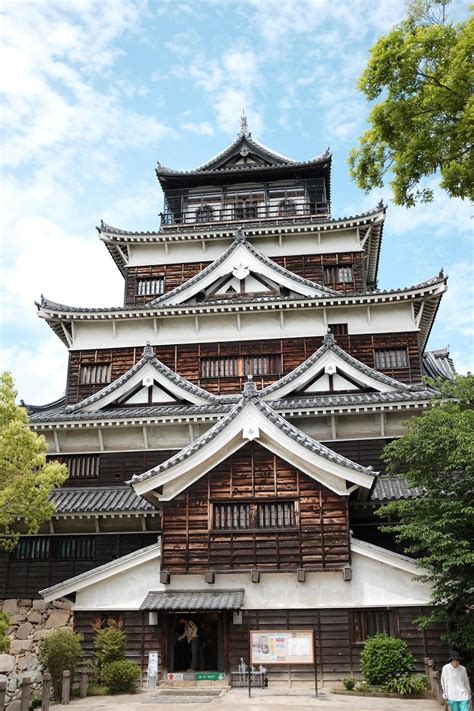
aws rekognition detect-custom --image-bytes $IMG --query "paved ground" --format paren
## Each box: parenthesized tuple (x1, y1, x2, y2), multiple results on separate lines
(52, 687, 443, 711)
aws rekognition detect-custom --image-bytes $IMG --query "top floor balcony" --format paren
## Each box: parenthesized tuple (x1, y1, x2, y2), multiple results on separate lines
(160, 179, 329, 231)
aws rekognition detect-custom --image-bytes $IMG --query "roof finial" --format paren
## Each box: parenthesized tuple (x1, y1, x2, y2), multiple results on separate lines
(243, 373, 258, 398)
(143, 342, 154, 357)
(238, 111, 251, 138)
(324, 329, 336, 345)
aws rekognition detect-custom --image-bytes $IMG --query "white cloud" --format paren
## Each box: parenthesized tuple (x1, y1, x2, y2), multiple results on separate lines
(437, 260, 474, 340)
(1, 339, 68, 404)
(181, 121, 215, 136)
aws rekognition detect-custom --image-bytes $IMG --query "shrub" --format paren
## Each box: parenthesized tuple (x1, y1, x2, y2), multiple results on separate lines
(342, 677, 356, 690)
(38, 628, 83, 698)
(382, 673, 429, 695)
(101, 659, 141, 694)
(360, 634, 414, 685)
(0, 612, 10, 652)
(87, 684, 109, 697)
(93, 622, 126, 681)
(355, 680, 369, 692)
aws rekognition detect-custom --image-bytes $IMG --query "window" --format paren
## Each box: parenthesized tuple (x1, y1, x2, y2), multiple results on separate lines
(64, 455, 99, 479)
(323, 265, 353, 283)
(352, 610, 390, 643)
(14, 536, 95, 561)
(328, 323, 348, 336)
(137, 278, 165, 296)
(79, 363, 111, 385)
(214, 502, 296, 530)
(374, 348, 409, 369)
(196, 205, 214, 222)
(278, 199, 297, 216)
(200, 354, 282, 378)
(234, 201, 258, 220)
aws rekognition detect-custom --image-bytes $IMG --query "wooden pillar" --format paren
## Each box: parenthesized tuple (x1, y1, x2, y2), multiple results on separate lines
(80, 671, 89, 698)
(62, 670, 71, 704)
(41, 672, 52, 711)
(20, 675, 32, 711)
(0, 678, 6, 710)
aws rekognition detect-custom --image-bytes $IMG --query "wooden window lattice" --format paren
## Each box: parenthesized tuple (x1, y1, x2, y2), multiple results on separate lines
(374, 348, 409, 369)
(14, 536, 95, 561)
(200, 354, 282, 378)
(66, 455, 99, 479)
(214, 502, 296, 530)
(137, 278, 165, 296)
(323, 265, 353, 283)
(352, 610, 390, 643)
(328, 323, 348, 336)
(79, 363, 111, 385)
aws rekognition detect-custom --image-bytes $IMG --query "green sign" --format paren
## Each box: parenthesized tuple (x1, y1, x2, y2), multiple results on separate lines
(195, 672, 224, 681)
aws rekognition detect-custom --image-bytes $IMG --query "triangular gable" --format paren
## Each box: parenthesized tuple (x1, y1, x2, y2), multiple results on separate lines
(130, 381, 376, 501)
(147, 230, 336, 307)
(260, 333, 413, 401)
(65, 345, 221, 414)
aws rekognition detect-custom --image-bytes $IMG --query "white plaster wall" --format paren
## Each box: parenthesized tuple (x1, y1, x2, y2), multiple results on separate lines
(73, 550, 431, 611)
(127, 230, 362, 267)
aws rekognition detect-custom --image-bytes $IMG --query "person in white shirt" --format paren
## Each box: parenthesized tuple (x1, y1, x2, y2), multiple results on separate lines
(441, 651, 472, 711)
(177, 617, 199, 672)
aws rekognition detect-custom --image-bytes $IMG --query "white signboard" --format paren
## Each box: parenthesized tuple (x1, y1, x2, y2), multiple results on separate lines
(250, 630, 314, 665)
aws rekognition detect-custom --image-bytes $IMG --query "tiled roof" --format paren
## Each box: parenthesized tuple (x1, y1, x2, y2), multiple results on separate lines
(146, 229, 336, 306)
(371, 476, 423, 501)
(423, 348, 456, 380)
(64, 344, 222, 413)
(50, 486, 155, 514)
(28, 402, 231, 423)
(140, 589, 245, 611)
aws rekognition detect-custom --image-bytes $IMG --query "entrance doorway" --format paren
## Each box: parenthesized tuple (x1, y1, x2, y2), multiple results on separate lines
(170, 612, 222, 672)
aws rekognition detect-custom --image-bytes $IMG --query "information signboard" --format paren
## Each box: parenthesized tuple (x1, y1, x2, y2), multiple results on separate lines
(250, 629, 314, 665)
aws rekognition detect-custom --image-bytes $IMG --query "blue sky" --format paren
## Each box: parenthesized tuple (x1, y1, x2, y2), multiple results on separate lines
(1, 0, 472, 403)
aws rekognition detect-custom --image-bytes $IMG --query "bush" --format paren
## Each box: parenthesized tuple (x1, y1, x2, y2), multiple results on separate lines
(38, 628, 83, 698)
(360, 634, 414, 685)
(93, 622, 126, 681)
(382, 673, 429, 695)
(0, 612, 10, 652)
(355, 680, 369, 692)
(342, 677, 356, 690)
(101, 659, 141, 694)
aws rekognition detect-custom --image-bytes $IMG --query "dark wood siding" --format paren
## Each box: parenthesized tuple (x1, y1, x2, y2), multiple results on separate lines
(0, 533, 157, 598)
(125, 263, 208, 307)
(66, 332, 422, 403)
(272, 252, 365, 292)
(161, 443, 350, 575)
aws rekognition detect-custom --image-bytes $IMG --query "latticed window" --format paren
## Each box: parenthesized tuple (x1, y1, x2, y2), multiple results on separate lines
(200, 354, 282, 378)
(79, 363, 111, 385)
(278, 199, 297, 216)
(352, 610, 390, 643)
(213, 502, 296, 530)
(234, 201, 258, 219)
(374, 348, 408, 369)
(328, 323, 348, 336)
(323, 265, 353, 283)
(14, 536, 95, 560)
(196, 205, 214, 222)
(137, 278, 165, 296)
(64, 455, 99, 479)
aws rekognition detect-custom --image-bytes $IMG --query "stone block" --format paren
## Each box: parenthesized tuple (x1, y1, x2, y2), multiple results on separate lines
(2, 600, 18, 615)
(26, 610, 42, 624)
(32, 600, 47, 612)
(17, 654, 37, 671)
(52, 600, 72, 610)
(0, 654, 15, 673)
(33, 629, 50, 641)
(7, 700, 21, 711)
(9, 639, 32, 654)
(45, 609, 70, 628)
(15, 622, 33, 640)
(18, 599, 32, 608)
(9, 613, 26, 625)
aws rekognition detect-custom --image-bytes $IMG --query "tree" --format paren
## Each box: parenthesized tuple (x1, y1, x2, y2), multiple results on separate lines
(349, 1, 473, 206)
(0, 372, 67, 550)
(377, 374, 474, 651)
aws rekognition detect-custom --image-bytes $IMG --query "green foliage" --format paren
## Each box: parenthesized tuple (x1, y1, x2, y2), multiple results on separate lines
(0, 372, 68, 550)
(342, 677, 356, 690)
(382, 673, 429, 695)
(29, 694, 42, 709)
(360, 634, 414, 684)
(87, 684, 109, 697)
(378, 374, 474, 651)
(100, 660, 141, 694)
(349, 2, 473, 206)
(355, 680, 369, 692)
(0, 611, 10, 652)
(38, 628, 83, 698)
(93, 621, 126, 682)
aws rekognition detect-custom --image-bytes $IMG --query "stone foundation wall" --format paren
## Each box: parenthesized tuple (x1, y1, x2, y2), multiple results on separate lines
(0, 598, 73, 710)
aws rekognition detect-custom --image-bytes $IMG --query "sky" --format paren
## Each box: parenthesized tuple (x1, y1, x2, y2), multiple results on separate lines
(1, 0, 472, 404)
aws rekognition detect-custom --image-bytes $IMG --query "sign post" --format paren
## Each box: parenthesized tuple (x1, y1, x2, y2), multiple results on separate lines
(249, 629, 316, 697)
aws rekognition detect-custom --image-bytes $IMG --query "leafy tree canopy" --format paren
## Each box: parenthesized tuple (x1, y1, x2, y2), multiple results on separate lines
(0, 372, 67, 550)
(378, 374, 474, 651)
(349, 1, 473, 206)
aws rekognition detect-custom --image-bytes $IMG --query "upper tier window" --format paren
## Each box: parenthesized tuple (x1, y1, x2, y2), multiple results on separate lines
(374, 348, 409, 369)
(79, 363, 111, 385)
(200, 354, 282, 378)
(137, 278, 165, 296)
(328, 323, 348, 336)
(63, 455, 99, 479)
(234, 201, 258, 220)
(324, 265, 353, 283)
(14, 536, 96, 561)
(213, 501, 296, 530)
(278, 199, 297, 216)
(196, 205, 214, 222)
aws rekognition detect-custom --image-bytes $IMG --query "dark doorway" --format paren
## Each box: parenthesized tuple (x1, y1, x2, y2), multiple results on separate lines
(170, 613, 221, 672)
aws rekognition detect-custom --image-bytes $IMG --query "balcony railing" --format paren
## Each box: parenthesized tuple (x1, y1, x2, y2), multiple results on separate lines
(160, 200, 330, 229)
